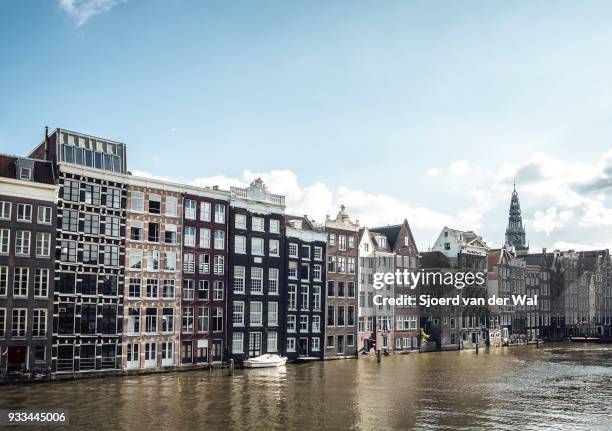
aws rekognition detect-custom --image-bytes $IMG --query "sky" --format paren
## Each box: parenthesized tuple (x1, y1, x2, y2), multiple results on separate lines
(2, 1, 612, 252)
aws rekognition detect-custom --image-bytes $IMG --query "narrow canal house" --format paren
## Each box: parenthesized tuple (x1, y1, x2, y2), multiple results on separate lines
(180, 186, 229, 366)
(0, 155, 57, 373)
(284, 215, 326, 360)
(431, 227, 489, 348)
(123, 177, 183, 370)
(228, 179, 285, 363)
(524, 250, 551, 340)
(357, 227, 394, 353)
(324, 205, 359, 358)
(371, 220, 420, 352)
(28, 128, 127, 374)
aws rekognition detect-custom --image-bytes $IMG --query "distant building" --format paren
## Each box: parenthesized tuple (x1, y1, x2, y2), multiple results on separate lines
(504, 183, 529, 256)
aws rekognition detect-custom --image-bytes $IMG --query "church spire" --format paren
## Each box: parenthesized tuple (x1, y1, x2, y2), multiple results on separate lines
(504, 183, 528, 255)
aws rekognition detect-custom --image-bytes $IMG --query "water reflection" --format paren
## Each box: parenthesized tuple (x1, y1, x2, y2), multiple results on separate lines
(1, 344, 611, 430)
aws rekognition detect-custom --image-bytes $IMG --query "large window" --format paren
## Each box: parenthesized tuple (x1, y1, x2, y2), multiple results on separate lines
(84, 184, 101, 206)
(252, 237, 264, 256)
(214, 256, 224, 275)
(12, 309, 27, 337)
(267, 331, 278, 352)
(0, 308, 5, 337)
(313, 286, 321, 310)
(32, 309, 47, 337)
(129, 248, 143, 270)
(212, 307, 223, 332)
(252, 217, 264, 232)
(268, 268, 279, 295)
(62, 210, 79, 232)
(63, 180, 80, 202)
(185, 199, 196, 220)
(269, 219, 280, 234)
(13, 267, 28, 297)
(130, 191, 144, 212)
(235, 235, 246, 254)
(0, 266, 7, 296)
(268, 302, 278, 326)
(214, 231, 224, 250)
(233, 301, 244, 326)
(300, 285, 309, 310)
(234, 266, 245, 293)
(15, 230, 31, 255)
(84, 214, 100, 235)
(37, 206, 52, 224)
(105, 216, 120, 237)
(163, 279, 175, 299)
(0, 229, 9, 254)
(83, 244, 99, 265)
(128, 278, 141, 299)
(214, 281, 224, 300)
(198, 307, 209, 333)
(165, 196, 177, 217)
(251, 267, 263, 293)
(148, 194, 161, 214)
(35, 232, 51, 257)
(232, 333, 244, 353)
(200, 202, 211, 222)
(250, 302, 263, 326)
(0, 201, 11, 220)
(288, 285, 297, 309)
(106, 188, 122, 209)
(60, 240, 77, 262)
(184, 227, 196, 247)
(103, 245, 119, 266)
(235, 214, 246, 229)
(214, 204, 225, 224)
(182, 307, 194, 333)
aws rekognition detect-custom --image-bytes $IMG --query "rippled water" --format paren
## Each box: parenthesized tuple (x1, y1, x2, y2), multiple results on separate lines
(1, 343, 611, 430)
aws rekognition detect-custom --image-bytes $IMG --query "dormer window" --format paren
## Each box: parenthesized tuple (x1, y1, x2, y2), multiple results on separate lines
(376, 236, 386, 248)
(19, 167, 32, 181)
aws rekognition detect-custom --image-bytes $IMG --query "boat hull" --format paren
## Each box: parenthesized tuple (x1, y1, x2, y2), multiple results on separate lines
(243, 354, 288, 368)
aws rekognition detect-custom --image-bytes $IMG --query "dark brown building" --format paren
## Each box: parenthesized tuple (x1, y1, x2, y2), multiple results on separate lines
(324, 205, 359, 358)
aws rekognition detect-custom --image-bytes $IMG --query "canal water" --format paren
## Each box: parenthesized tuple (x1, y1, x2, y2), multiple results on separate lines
(1, 344, 611, 430)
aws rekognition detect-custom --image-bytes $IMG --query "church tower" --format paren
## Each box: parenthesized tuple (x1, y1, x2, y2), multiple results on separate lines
(504, 182, 529, 255)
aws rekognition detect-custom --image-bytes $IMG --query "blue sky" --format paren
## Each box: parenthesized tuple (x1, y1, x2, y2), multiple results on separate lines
(2, 0, 612, 251)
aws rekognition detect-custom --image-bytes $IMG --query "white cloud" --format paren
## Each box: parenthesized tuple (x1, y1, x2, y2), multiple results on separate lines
(58, 0, 123, 26)
(426, 167, 440, 177)
(449, 160, 472, 176)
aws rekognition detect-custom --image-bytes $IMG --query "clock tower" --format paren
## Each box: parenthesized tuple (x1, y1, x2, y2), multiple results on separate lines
(504, 182, 529, 256)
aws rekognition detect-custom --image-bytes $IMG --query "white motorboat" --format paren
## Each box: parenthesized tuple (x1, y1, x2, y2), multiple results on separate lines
(243, 354, 288, 368)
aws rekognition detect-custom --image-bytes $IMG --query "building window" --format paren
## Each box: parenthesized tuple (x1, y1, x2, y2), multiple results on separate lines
(0, 308, 4, 337)
(327, 305, 335, 326)
(327, 280, 335, 297)
(165, 196, 177, 217)
(212, 307, 223, 332)
(128, 278, 141, 299)
(348, 236, 355, 249)
(13, 267, 28, 297)
(234, 266, 245, 293)
(0, 229, 9, 254)
(60, 240, 77, 262)
(235, 235, 246, 254)
(198, 307, 209, 332)
(233, 301, 244, 326)
(348, 281, 355, 298)
(232, 333, 244, 353)
(347, 306, 355, 326)
(329, 234, 336, 246)
(82, 243, 98, 265)
(313, 264, 322, 281)
(35, 232, 51, 257)
(267, 331, 278, 352)
(338, 282, 345, 297)
(185, 199, 196, 220)
(214, 204, 225, 224)
(183, 279, 194, 300)
(148, 222, 160, 243)
(33, 309, 47, 337)
(164, 224, 177, 244)
(289, 243, 298, 258)
(37, 206, 52, 224)
(214, 256, 224, 275)
(251, 267, 263, 293)
(15, 230, 31, 255)
(161, 308, 174, 333)
(302, 245, 311, 260)
(182, 307, 194, 333)
(0, 202, 11, 220)
(106, 188, 121, 209)
(288, 285, 297, 309)
(0, 266, 7, 296)
(300, 285, 309, 310)
(146, 279, 159, 298)
(252, 237, 264, 256)
(128, 248, 143, 270)
(287, 315, 296, 332)
(12, 309, 27, 337)
(347, 334, 355, 347)
(200, 202, 211, 222)
(130, 191, 144, 212)
(313, 286, 321, 310)
(268, 268, 279, 294)
(147, 250, 160, 271)
(252, 217, 264, 232)
(269, 239, 279, 257)
(286, 338, 296, 352)
(199, 228, 210, 248)
(312, 315, 321, 333)
(269, 219, 280, 234)
(84, 214, 100, 235)
(288, 263, 297, 279)
(184, 227, 196, 247)
(103, 245, 120, 266)
(164, 251, 177, 271)
(301, 264, 309, 281)
(328, 256, 336, 273)
(348, 257, 355, 274)
(62, 210, 79, 232)
(198, 254, 210, 274)
(312, 338, 320, 351)
(268, 302, 278, 326)
(183, 253, 195, 273)
(63, 180, 80, 202)
(84, 184, 101, 206)
(214, 231, 224, 250)
(235, 214, 246, 229)
(250, 302, 263, 326)
(163, 279, 175, 299)
(338, 235, 346, 251)
(314, 247, 323, 260)
(147, 195, 162, 216)
(198, 280, 209, 300)
(213, 281, 224, 300)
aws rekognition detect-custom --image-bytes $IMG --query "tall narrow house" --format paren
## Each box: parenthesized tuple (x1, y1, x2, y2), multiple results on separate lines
(181, 187, 229, 366)
(0, 155, 57, 373)
(228, 179, 285, 363)
(123, 177, 183, 371)
(29, 129, 128, 374)
(371, 220, 420, 352)
(324, 205, 359, 358)
(284, 215, 326, 360)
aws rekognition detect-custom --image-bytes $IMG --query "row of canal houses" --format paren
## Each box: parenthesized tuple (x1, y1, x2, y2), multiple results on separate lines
(0, 128, 381, 377)
(3, 127, 611, 379)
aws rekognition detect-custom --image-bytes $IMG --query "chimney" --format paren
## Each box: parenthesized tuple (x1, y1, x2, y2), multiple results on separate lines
(44, 126, 49, 160)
